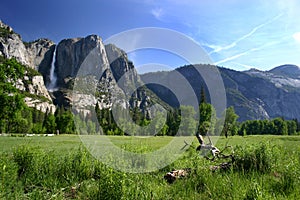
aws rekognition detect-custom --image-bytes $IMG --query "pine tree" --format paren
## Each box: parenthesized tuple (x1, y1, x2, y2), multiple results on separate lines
(222, 106, 239, 137)
(44, 114, 56, 134)
(200, 86, 207, 104)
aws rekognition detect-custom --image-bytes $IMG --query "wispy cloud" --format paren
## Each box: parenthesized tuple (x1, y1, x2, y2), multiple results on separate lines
(215, 51, 250, 65)
(208, 13, 284, 55)
(215, 41, 280, 65)
(231, 62, 256, 70)
(151, 8, 164, 21)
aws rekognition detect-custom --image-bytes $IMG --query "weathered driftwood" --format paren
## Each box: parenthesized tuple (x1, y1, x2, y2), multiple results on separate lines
(164, 134, 236, 183)
(196, 133, 221, 159)
(210, 162, 233, 172)
(164, 168, 191, 183)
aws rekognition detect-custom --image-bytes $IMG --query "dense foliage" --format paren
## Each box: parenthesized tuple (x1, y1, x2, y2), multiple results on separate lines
(0, 26, 14, 38)
(0, 57, 76, 134)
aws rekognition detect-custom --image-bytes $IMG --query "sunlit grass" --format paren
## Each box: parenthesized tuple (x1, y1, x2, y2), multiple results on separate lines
(1, 135, 300, 199)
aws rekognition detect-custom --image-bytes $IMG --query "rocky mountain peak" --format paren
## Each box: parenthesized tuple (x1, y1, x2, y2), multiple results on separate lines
(0, 20, 56, 113)
(269, 64, 300, 79)
(0, 21, 29, 66)
(25, 38, 54, 48)
(0, 20, 55, 70)
(54, 34, 107, 87)
(0, 20, 14, 33)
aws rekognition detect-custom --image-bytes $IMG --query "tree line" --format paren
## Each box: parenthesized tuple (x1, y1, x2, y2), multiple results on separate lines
(0, 56, 299, 136)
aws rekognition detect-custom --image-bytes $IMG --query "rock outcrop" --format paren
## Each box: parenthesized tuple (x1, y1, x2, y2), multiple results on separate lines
(14, 73, 56, 113)
(0, 20, 55, 71)
(0, 20, 55, 113)
(55, 35, 107, 87)
(25, 38, 55, 72)
(0, 20, 30, 66)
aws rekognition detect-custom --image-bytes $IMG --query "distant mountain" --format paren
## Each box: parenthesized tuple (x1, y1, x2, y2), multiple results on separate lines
(268, 64, 300, 79)
(1, 20, 299, 121)
(141, 65, 300, 121)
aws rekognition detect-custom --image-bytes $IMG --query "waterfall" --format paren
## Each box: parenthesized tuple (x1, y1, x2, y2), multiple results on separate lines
(48, 46, 57, 91)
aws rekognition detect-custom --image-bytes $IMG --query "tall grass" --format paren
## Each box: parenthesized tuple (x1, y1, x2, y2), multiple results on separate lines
(0, 137, 299, 199)
(233, 142, 279, 173)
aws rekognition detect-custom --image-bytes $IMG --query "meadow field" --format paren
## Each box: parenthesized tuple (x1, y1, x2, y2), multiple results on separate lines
(1, 135, 300, 199)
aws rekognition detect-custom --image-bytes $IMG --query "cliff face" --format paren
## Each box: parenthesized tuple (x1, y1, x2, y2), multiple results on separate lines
(0, 20, 55, 71)
(55, 35, 107, 87)
(19, 75, 56, 113)
(0, 21, 30, 66)
(0, 20, 55, 113)
(242, 66, 300, 120)
(0, 20, 155, 115)
(50, 34, 154, 115)
(26, 38, 55, 78)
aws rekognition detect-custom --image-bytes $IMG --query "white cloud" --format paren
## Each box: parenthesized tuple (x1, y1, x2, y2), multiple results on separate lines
(293, 32, 300, 43)
(209, 13, 283, 55)
(231, 62, 256, 70)
(215, 51, 249, 65)
(151, 8, 164, 20)
(215, 41, 280, 65)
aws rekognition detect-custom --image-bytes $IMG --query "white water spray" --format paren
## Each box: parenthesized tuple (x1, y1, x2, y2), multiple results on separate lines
(48, 46, 58, 91)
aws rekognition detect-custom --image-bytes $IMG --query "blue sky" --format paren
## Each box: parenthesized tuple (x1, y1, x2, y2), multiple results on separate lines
(1, 0, 300, 72)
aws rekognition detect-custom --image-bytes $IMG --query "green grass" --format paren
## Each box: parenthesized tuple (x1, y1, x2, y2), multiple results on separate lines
(1, 135, 300, 199)
(0, 134, 81, 154)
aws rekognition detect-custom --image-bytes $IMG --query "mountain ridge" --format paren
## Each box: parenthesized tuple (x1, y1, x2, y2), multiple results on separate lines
(1, 20, 299, 121)
(141, 64, 300, 121)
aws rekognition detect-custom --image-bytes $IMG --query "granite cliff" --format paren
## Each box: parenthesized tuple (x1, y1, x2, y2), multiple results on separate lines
(0, 20, 55, 112)
(0, 20, 155, 116)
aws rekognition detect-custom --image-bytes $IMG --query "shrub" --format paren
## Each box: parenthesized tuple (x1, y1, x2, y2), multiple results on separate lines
(13, 145, 35, 179)
(233, 142, 278, 173)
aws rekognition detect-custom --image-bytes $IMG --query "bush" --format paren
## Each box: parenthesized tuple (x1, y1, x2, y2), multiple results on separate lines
(233, 142, 278, 173)
(13, 145, 35, 179)
(0, 26, 13, 38)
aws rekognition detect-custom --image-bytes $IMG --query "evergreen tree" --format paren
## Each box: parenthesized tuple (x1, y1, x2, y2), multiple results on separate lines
(55, 107, 75, 134)
(222, 106, 239, 137)
(286, 120, 297, 135)
(272, 118, 288, 135)
(198, 102, 216, 135)
(200, 86, 207, 104)
(44, 114, 56, 134)
(179, 106, 197, 136)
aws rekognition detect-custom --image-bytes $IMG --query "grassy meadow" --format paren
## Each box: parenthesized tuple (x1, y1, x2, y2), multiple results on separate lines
(1, 135, 300, 199)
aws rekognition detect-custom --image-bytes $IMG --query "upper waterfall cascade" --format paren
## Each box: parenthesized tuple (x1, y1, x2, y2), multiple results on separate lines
(47, 46, 58, 91)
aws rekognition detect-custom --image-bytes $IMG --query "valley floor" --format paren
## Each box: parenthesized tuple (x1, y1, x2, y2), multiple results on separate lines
(1, 135, 300, 199)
